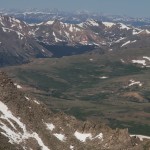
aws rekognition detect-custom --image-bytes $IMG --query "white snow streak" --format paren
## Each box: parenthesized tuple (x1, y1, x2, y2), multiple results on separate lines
(119, 23, 130, 30)
(102, 22, 115, 28)
(0, 101, 49, 150)
(128, 79, 142, 87)
(130, 135, 150, 141)
(53, 133, 66, 142)
(143, 56, 150, 61)
(70, 145, 74, 150)
(132, 60, 146, 66)
(14, 83, 22, 89)
(45, 21, 54, 25)
(121, 41, 131, 47)
(74, 131, 103, 142)
(99, 76, 108, 79)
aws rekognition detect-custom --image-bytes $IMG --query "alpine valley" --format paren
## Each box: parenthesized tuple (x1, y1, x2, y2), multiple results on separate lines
(0, 10, 150, 150)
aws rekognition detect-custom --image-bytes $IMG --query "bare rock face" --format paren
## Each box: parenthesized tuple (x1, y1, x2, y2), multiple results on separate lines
(0, 15, 52, 67)
(0, 71, 149, 150)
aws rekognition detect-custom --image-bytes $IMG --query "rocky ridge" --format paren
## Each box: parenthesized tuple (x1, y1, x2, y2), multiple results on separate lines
(0, 72, 150, 150)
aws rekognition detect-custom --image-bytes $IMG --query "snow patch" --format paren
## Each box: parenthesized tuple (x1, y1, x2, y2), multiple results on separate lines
(132, 60, 146, 66)
(130, 135, 150, 141)
(78, 23, 84, 28)
(115, 37, 126, 43)
(2, 27, 10, 32)
(0, 101, 50, 150)
(14, 83, 22, 89)
(53, 32, 63, 42)
(131, 40, 137, 43)
(64, 31, 70, 38)
(99, 76, 108, 79)
(16, 31, 24, 40)
(70, 145, 74, 150)
(69, 24, 73, 32)
(45, 20, 54, 25)
(133, 29, 143, 35)
(53, 133, 66, 142)
(74, 131, 103, 142)
(145, 29, 150, 34)
(128, 79, 142, 87)
(45, 123, 55, 131)
(94, 133, 103, 140)
(36, 22, 44, 26)
(121, 41, 131, 47)
(143, 56, 150, 61)
(2, 27, 24, 40)
(11, 17, 21, 24)
(120, 59, 125, 63)
(33, 99, 40, 105)
(102, 22, 115, 28)
(119, 23, 130, 30)
(74, 131, 92, 142)
(42, 49, 45, 53)
(121, 40, 136, 47)
(25, 96, 30, 101)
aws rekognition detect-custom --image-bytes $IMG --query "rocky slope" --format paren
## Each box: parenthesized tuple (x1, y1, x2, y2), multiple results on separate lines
(0, 72, 150, 150)
(0, 15, 52, 66)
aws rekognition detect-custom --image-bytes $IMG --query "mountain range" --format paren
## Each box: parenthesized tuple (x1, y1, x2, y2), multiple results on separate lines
(1, 9, 150, 26)
(1, 14, 150, 66)
(0, 12, 150, 149)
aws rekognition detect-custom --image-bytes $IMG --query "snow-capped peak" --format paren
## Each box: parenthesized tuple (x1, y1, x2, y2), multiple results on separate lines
(102, 22, 116, 28)
(45, 20, 55, 25)
(86, 19, 99, 26)
(118, 23, 130, 30)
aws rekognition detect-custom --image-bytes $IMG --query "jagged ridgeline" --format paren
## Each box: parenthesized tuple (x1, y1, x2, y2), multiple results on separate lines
(0, 72, 149, 150)
(1, 15, 150, 67)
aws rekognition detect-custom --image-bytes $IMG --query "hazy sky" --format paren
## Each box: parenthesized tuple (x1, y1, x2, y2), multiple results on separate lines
(0, 0, 149, 17)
